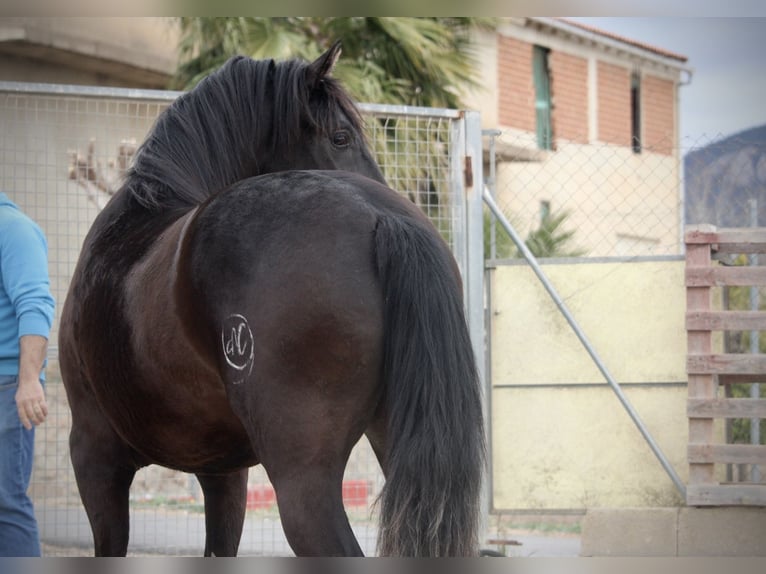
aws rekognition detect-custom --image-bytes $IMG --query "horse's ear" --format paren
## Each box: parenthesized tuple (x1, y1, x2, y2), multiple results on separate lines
(308, 40, 342, 86)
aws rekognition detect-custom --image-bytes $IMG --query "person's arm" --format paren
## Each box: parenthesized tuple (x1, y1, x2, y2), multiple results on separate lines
(1, 216, 55, 429)
(16, 334, 49, 430)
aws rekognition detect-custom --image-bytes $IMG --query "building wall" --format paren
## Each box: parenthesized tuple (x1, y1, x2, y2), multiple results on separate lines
(491, 22, 680, 152)
(479, 20, 684, 257)
(550, 50, 588, 144)
(494, 142, 681, 257)
(643, 74, 675, 156)
(497, 35, 536, 134)
(0, 17, 178, 88)
(597, 60, 632, 147)
(0, 52, 145, 87)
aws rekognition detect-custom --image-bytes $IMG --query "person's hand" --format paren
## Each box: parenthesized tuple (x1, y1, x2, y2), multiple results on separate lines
(15, 377, 48, 430)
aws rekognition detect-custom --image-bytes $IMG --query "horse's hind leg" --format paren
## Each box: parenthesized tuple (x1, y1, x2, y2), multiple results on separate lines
(69, 411, 138, 556)
(257, 398, 366, 556)
(270, 463, 362, 556)
(196, 469, 248, 557)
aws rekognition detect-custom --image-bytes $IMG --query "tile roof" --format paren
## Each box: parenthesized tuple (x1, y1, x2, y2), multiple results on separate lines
(549, 18, 689, 64)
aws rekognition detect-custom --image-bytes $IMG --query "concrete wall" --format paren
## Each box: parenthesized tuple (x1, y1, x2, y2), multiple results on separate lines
(582, 507, 766, 556)
(0, 17, 178, 87)
(489, 257, 690, 510)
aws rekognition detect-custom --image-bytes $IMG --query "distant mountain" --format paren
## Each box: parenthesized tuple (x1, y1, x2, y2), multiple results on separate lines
(684, 125, 766, 227)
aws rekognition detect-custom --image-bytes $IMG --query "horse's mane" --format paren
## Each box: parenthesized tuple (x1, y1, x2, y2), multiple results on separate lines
(126, 54, 364, 211)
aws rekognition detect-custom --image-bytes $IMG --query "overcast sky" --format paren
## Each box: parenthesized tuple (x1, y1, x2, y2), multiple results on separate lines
(569, 17, 766, 148)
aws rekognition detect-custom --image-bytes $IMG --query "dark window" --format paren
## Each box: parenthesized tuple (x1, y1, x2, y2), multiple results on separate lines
(631, 71, 641, 153)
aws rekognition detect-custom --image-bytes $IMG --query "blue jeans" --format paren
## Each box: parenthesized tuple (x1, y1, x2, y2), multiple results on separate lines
(0, 374, 41, 557)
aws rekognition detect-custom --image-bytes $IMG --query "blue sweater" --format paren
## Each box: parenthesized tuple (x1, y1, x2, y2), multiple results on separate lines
(0, 193, 55, 377)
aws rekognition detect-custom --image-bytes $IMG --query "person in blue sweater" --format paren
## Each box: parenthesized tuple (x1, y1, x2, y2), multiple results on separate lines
(0, 192, 55, 557)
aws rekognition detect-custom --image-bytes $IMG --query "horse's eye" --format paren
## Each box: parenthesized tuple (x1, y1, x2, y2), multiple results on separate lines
(331, 130, 351, 149)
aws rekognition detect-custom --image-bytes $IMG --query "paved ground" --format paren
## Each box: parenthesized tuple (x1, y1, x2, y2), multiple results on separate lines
(39, 506, 581, 557)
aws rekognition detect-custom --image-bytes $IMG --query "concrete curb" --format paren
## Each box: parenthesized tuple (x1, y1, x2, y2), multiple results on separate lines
(581, 507, 766, 556)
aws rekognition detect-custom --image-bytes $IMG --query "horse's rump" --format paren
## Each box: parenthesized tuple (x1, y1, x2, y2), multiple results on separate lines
(174, 171, 389, 438)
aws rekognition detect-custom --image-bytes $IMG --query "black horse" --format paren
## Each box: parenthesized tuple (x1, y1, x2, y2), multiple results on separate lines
(59, 42, 484, 557)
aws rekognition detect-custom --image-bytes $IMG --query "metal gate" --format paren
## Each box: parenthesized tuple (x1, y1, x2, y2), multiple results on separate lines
(481, 127, 690, 512)
(0, 82, 485, 556)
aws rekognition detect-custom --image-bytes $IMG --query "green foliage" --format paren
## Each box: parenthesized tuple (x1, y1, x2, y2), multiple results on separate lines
(484, 207, 585, 260)
(524, 210, 586, 258)
(727, 383, 766, 446)
(173, 17, 496, 109)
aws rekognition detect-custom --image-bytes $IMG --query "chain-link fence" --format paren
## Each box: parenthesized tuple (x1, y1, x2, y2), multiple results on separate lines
(485, 129, 766, 261)
(0, 82, 472, 556)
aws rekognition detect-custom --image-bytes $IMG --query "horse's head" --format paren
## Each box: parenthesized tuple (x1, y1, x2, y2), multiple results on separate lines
(128, 41, 386, 211)
(262, 41, 387, 186)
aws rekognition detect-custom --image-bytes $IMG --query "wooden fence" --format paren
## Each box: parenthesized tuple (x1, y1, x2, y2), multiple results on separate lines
(685, 225, 766, 506)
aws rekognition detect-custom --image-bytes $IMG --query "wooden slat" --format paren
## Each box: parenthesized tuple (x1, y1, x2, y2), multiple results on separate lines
(719, 373, 766, 385)
(685, 227, 766, 247)
(686, 265, 766, 287)
(687, 483, 766, 506)
(688, 444, 766, 465)
(688, 398, 766, 418)
(715, 228, 766, 244)
(686, 310, 766, 331)
(684, 225, 719, 245)
(687, 354, 766, 375)
(713, 242, 766, 255)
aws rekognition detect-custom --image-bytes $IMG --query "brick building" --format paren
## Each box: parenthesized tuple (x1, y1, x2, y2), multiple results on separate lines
(465, 18, 692, 256)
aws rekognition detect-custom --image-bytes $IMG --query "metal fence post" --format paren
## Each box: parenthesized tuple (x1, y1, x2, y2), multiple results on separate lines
(463, 111, 489, 543)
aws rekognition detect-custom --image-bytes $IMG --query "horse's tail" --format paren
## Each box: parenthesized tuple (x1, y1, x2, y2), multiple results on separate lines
(373, 214, 485, 557)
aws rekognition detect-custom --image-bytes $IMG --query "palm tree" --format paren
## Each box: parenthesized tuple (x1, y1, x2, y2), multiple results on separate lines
(485, 207, 585, 260)
(523, 210, 586, 258)
(173, 17, 494, 109)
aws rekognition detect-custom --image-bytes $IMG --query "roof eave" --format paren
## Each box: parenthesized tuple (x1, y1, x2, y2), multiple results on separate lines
(528, 17, 694, 77)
